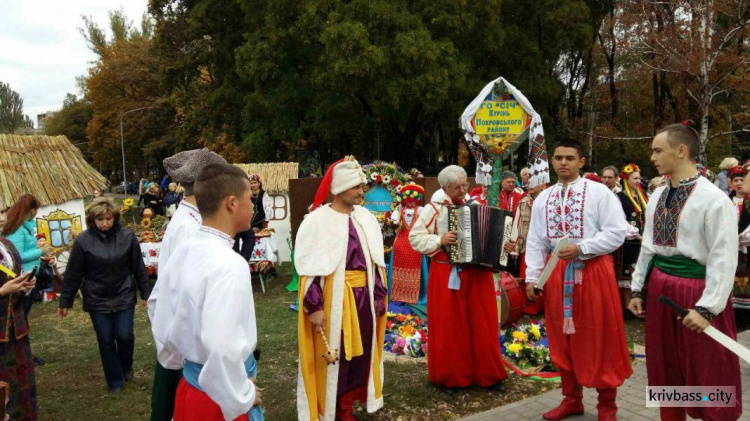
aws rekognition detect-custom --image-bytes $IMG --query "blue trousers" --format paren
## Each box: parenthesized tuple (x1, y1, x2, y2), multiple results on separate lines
(89, 307, 135, 390)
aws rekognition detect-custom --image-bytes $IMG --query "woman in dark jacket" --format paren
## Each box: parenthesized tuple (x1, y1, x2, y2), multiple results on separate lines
(58, 197, 151, 393)
(142, 184, 165, 216)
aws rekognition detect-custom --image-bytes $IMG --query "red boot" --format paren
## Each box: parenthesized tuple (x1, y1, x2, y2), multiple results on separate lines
(543, 371, 584, 420)
(659, 407, 687, 421)
(596, 388, 617, 421)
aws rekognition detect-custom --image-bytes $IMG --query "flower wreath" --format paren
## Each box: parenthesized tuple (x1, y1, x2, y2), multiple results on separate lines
(619, 163, 640, 181)
(362, 162, 409, 203)
(361, 162, 409, 253)
(620, 163, 648, 213)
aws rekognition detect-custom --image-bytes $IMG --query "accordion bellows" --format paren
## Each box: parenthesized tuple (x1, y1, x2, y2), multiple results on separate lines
(447, 203, 514, 271)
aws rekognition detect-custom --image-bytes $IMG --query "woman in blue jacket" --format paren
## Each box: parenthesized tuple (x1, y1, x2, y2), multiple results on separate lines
(2, 194, 42, 276)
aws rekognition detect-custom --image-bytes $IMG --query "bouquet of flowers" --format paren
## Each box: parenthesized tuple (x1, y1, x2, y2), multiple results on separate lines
(502, 320, 557, 372)
(383, 312, 428, 358)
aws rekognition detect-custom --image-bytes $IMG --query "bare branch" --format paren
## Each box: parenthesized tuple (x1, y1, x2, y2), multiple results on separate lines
(709, 127, 750, 138)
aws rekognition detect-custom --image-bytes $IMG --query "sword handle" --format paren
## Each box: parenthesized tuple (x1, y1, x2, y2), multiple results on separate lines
(658, 295, 689, 318)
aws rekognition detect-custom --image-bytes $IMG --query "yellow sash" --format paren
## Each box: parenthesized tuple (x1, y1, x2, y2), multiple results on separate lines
(342, 271, 367, 361)
(298, 268, 387, 420)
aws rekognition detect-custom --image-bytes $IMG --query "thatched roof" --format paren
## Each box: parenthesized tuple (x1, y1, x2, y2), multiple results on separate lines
(0, 135, 107, 209)
(234, 163, 298, 194)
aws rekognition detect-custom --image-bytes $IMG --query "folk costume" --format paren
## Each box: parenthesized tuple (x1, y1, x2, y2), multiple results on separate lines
(728, 166, 750, 309)
(0, 239, 37, 420)
(511, 191, 544, 315)
(151, 227, 262, 421)
(525, 176, 631, 420)
(469, 186, 487, 206)
(498, 171, 523, 215)
(148, 148, 227, 421)
(246, 174, 277, 278)
(387, 184, 428, 305)
(728, 165, 746, 209)
(296, 157, 388, 421)
(409, 190, 508, 389)
(631, 174, 742, 421)
(615, 164, 649, 314)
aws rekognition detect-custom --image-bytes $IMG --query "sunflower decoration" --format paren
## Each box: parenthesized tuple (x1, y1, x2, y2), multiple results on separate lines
(141, 218, 152, 229)
(619, 163, 640, 180)
(120, 207, 129, 214)
(123, 198, 135, 207)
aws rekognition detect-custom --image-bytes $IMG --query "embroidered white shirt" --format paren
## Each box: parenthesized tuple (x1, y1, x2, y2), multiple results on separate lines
(631, 176, 738, 315)
(148, 200, 201, 369)
(525, 177, 629, 283)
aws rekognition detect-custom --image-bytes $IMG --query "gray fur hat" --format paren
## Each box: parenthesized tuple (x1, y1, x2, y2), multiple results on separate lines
(163, 148, 227, 195)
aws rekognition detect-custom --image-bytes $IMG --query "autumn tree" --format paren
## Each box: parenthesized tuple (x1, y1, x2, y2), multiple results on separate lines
(634, 0, 750, 163)
(0, 82, 33, 133)
(82, 12, 176, 175)
(44, 94, 93, 146)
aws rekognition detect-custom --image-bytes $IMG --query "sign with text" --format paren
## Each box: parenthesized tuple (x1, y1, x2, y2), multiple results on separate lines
(363, 185, 394, 213)
(473, 100, 527, 135)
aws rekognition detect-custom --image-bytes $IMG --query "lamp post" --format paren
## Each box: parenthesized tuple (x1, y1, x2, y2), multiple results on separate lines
(119, 107, 148, 196)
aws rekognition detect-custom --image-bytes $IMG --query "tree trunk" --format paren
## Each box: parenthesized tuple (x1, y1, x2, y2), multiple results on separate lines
(700, 109, 709, 165)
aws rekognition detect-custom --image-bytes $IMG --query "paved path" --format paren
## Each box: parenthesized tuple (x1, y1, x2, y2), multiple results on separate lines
(461, 331, 750, 420)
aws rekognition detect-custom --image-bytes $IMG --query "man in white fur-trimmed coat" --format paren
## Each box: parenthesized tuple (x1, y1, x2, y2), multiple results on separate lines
(296, 156, 388, 421)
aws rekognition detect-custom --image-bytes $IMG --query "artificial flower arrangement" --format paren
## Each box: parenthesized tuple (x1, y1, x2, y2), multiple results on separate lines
(361, 162, 409, 254)
(501, 320, 557, 372)
(383, 312, 428, 358)
(362, 162, 409, 197)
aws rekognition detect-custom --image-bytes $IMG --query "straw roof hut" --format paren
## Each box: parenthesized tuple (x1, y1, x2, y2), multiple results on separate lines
(234, 163, 298, 194)
(0, 134, 107, 209)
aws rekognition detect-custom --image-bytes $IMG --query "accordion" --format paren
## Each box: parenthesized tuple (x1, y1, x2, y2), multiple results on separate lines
(447, 203, 514, 271)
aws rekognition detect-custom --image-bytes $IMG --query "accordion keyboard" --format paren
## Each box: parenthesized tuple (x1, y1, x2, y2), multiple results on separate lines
(457, 206, 473, 262)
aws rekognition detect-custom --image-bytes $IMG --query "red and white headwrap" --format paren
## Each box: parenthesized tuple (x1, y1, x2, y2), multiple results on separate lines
(729, 165, 748, 180)
(311, 156, 367, 210)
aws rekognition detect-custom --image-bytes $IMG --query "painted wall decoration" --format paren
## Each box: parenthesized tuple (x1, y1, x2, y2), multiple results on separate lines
(268, 193, 292, 263)
(35, 199, 86, 274)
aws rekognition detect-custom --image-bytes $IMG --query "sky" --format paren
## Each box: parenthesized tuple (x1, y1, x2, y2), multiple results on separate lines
(0, 0, 148, 127)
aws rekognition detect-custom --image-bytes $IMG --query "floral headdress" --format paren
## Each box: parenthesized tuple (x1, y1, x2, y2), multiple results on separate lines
(619, 163, 640, 181)
(398, 183, 425, 205)
(621, 163, 647, 213)
(728, 165, 747, 180)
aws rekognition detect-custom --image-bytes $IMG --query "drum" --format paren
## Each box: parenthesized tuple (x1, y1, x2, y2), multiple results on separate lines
(494, 272, 528, 329)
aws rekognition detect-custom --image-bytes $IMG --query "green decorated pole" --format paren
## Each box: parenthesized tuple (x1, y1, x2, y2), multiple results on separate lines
(488, 157, 502, 207)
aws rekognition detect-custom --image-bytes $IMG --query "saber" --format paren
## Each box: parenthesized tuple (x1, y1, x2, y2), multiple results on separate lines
(659, 295, 750, 364)
(532, 236, 569, 297)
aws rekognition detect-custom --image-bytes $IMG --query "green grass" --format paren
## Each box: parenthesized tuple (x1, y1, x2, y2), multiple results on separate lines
(31, 261, 645, 420)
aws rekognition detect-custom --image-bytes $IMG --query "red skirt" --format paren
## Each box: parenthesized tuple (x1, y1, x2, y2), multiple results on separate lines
(174, 378, 249, 421)
(426, 253, 508, 388)
(542, 255, 632, 389)
(645, 268, 742, 420)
